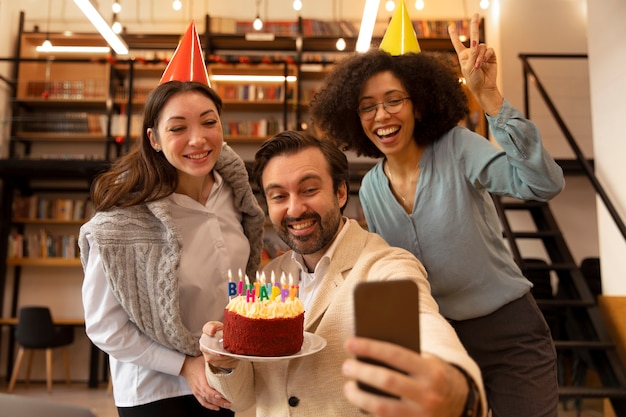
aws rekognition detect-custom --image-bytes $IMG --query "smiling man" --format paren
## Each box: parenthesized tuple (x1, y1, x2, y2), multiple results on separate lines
(200, 130, 485, 417)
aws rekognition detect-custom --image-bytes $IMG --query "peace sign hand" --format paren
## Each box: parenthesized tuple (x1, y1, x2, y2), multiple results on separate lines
(448, 13, 503, 116)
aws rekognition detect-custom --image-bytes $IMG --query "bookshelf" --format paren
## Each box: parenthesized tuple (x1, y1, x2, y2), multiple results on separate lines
(0, 11, 481, 348)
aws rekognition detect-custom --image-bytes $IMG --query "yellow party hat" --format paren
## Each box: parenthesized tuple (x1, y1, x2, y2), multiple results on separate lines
(379, 0, 421, 55)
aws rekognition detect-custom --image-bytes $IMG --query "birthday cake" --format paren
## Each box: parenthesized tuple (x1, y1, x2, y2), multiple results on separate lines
(223, 272, 305, 357)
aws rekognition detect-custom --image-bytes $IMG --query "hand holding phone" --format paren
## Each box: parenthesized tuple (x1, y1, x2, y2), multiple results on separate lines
(353, 279, 420, 397)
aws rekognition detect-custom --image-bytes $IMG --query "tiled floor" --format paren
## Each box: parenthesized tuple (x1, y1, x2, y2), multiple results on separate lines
(1, 383, 610, 417)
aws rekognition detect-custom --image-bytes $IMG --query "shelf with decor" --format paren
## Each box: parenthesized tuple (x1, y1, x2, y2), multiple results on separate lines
(208, 62, 297, 142)
(10, 32, 118, 161)
(0, 10, 484, 336)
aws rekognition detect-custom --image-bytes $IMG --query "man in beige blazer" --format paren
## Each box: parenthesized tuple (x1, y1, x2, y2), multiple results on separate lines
(200, 131, 485, 417)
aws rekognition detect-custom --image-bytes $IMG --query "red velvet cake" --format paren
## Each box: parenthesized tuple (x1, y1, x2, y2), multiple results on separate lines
(222, 308, 304, 356)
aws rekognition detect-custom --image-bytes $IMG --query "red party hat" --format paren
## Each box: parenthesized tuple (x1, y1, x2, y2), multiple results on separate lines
(159, 21, 210, 86)
(379, 0, 421, 55)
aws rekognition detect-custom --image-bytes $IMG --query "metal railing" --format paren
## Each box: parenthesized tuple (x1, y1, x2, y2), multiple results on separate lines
(519, 53, 626, 242)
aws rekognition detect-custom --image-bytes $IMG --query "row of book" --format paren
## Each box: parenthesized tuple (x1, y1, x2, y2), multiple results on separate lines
(227, 17, 466, 39)
(7, 230, 78, 259)
(223, 118, 283, 138)
(214, 84, 293, 102)
(414, 19, 470, 38)
(16, 112, 106, 135)
(114, 85, 155, 102)
(24, 80, 106, 100)
(13, 196, 94, 221)
(235, 19, 359, 37)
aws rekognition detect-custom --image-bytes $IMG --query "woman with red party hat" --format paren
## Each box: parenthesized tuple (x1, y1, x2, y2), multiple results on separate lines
(311, 3, 561, 416)
(79, 21, 264, 417)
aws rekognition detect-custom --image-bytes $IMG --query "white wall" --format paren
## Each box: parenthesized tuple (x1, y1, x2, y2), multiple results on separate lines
(587, 0, 626, 295)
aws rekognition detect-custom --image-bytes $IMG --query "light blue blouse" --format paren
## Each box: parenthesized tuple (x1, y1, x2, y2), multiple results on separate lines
(359, 99, 565, 320)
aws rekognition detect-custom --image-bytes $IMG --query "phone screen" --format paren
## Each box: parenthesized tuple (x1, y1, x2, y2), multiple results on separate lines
(353, 279, 420, 397)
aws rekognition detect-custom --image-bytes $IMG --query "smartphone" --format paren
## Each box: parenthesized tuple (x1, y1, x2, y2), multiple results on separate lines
(353, 279, 420, 397)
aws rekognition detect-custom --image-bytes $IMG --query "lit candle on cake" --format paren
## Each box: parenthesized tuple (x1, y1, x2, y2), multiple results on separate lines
(253, 271, 262, 299)
(245, 274, 255, 302)
(227, 269, 234, 299)
(280, 272, 290, 302)
(259, 272, 270, 301)
(270, 271, 281, 301)
(289, 273, 299, 301)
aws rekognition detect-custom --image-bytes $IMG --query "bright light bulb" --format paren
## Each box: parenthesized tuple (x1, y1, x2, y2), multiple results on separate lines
(480, 0, 489, 9)
(293, 0, 302, 11)
(336, 37, 346, 51)
(112, 2, 121, 13)
(172, 0, 182, 11)
(415, 0, 424, 10)
(253, 16, 263, 31)
(112, 21, 122, 34)
(41, 39, 53, 52)
(385, 0, 395, 12)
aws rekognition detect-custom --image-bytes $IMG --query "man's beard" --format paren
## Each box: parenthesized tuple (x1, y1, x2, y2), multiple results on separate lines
(275, 207, 342, 256)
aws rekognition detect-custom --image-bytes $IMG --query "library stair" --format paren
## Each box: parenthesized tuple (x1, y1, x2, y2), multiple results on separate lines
(492, 195, 626, 414)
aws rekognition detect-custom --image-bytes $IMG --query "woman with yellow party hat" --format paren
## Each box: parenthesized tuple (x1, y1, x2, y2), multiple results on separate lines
(79, 21, 264, 417)
(311, 2, 562, 416)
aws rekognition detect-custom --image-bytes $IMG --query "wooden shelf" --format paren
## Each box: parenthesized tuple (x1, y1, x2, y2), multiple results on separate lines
(0, 159, 110, 179)
(225, 136, 271, 144)
(13, 98, 108, 110)
(14, 133, 108, 142)
(11, 217, 87, 225)
(6, 258, 82, 267)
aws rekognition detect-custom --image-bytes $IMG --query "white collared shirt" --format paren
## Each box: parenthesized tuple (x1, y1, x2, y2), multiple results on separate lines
(82, 171, 250, 407)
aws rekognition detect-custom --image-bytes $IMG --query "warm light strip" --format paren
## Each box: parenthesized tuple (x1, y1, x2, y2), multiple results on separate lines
(210, 75, 297, 83)
(73, 0, 128, 55)
(356, 0, 380, 52)
(35, 45, 111, 54)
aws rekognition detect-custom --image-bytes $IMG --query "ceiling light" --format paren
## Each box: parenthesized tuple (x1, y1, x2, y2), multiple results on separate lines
(41, 0, 53, 52)
(210, 75, 297, 83)
(253, 15, 263, 31)
(385, 1, 395, 12)
(112, 1, 122, 13)
(112, 20, 122, 34)
(293, 0, 302, 11)
(480, 0, 490, 9)
(415, 0, 424, 10)
(39, 39, 53, 52)
(35, 45, 111, 54)
(336, 37, 346, 51)
(356, 0, 379, 52)
(73, 0, 128, 55)
(172, 0, 182, 11)
(253, 0, 263, 31)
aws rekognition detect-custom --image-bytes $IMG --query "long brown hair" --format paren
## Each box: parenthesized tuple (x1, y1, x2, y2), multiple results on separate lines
(90, 81, 223, 211)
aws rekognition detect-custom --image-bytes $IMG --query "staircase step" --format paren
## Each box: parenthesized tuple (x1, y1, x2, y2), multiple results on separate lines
(507, 230, 560, 239)
(554, 340, 615, 350)
(523, 261, 577, 271)
(535, 299, 595, 308)
(498, 200, 546, 210)
(558, 386, 626, 399)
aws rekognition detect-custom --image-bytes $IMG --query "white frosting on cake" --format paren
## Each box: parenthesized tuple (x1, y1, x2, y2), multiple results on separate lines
(226, 295, 304, 319)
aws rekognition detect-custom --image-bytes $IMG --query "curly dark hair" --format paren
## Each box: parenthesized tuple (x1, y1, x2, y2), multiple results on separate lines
(310, 49, 469, 158)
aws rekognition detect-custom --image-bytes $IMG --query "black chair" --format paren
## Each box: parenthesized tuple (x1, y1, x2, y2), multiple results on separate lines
(8, 306, 75, 393)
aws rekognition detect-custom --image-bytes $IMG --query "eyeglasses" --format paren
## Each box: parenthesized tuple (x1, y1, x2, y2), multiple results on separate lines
(357, 97, 411, 121)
